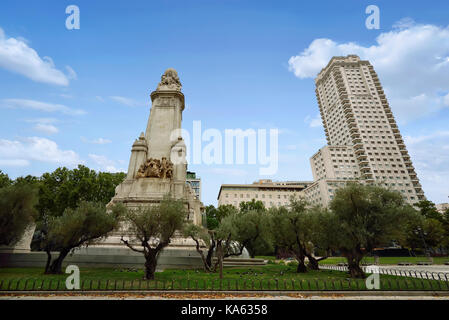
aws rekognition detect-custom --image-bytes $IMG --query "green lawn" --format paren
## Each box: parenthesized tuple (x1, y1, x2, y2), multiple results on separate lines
(1, 263, 447, 291)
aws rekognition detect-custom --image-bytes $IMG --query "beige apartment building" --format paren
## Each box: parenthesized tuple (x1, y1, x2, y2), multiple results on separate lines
(217, 179, 312, 208)
(304, 55, 425, 207)
(436, 203, 449, 214)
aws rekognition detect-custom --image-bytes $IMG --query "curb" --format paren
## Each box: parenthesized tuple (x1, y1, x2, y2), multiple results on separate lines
(1, 290, 449, 297)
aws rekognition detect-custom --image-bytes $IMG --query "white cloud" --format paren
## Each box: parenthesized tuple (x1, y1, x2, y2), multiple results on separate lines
(89, 154, 124, 173)
(95, 96, 105, 102)
(0, 159, 30, 167)
(392, 17, 416, 30)
(0, 27, 70, 86)
(109, 96, 143, 107)
(25, 117, 58, 124)
(33, 123, 59, 134)
(304, 114, 322, 128)
(81, 137, 112, 144)
(0, 137, 82, 167)
(1, 98, 86, 116)
(65, 66, 77, 80)
(444, 93, 449, 107)
(404, 131, 449, 204)
(288, 21, 449, 122)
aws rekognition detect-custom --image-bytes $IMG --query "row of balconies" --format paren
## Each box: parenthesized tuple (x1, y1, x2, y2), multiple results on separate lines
(356, 153, 367, 160)
(359, 160, 369, 167)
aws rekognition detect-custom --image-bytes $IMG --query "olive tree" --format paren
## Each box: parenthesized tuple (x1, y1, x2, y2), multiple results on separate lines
(120, 196, 187, 280)
(183, 223, 217, 272)
(329, 183, 416, 278)
(41, 201, 124, 274)
(0, 184, 37, 246)
(269, 199, 310, 273)
(185, 203, 241, 275)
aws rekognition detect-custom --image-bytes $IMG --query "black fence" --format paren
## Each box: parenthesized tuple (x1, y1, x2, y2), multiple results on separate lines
(1, 276, 448, 292)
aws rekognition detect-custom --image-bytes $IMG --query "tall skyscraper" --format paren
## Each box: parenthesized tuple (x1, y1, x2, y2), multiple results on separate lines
(304, 55, 425, 207)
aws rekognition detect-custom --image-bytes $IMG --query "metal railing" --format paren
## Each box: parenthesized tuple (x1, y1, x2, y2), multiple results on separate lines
(1, 275, 448, 292)
(320, 264, 449, 281)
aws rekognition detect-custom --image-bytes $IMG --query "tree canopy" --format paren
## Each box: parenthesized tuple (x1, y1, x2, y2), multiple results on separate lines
(41, 201, 124, 274)
(328, 183, 417, 277)
(121, 196, 188, 280)
(0, 183, 37, 246)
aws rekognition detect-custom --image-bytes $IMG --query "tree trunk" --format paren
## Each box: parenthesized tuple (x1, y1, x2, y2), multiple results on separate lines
(296, 261, 307, 273)
(47, 249, 69, 274)
(44, 250, 52, 274)
(294, 250, 307, 273)
(144, 252, 158, 280)
(305, 253, 327, 270)
(306, 254, 319, 270)
(205, 239, 216, 272)
(345, 253, 365, 278)
(218, 242, 224, 279)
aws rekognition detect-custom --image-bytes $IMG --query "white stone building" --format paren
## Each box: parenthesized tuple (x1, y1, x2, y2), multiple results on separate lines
(217, 179, 312, 208)
(436, 203, 449, 214)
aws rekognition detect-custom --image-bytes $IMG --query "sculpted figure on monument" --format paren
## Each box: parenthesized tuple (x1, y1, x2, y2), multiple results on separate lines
(160, 157, 173, 179)
(136, 157, 174, 179)
(156, 68, 182, 91)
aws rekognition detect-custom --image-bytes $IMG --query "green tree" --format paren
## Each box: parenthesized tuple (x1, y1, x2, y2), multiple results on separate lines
(120, 196, 187, 280)
(416, 200, 442, 221)
(329, 183, 416, 278)
(0, 184, 37, 246)
(204, 205, 219, 230)
(232, 208, 273, 258)
(13, 175, 39, 187)
(33, 165, 125, 251)
(41, 201, 124, 274)
(309, 207, 341, 262)
(216, 204, 238, 222)
(0, 170, 12, 188)
(37, 165, 126, 220)
(213, 213, 249, 279)
(239, 199, 265, 214)
(183, 223, 217, 272)
(185, 204, 241, 275)
(269, 199, 310, 273)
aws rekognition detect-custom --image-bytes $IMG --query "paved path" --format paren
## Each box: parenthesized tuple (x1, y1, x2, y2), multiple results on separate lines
(1, 292, 449, 300)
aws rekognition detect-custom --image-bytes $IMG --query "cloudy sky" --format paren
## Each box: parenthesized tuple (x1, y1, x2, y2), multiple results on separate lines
(0, 0, 448, 206)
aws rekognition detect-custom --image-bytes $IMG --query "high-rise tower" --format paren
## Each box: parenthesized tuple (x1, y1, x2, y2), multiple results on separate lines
(304, 55, 425, 207)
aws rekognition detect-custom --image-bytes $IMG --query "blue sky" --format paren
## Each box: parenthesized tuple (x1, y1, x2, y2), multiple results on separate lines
(1, 0, 448, 206)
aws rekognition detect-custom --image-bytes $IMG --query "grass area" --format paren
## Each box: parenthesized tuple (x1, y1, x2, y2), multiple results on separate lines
(1, 263, 448, 291)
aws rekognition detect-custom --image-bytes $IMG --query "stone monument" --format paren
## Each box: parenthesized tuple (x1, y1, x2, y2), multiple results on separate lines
(101, 68, 204, 250)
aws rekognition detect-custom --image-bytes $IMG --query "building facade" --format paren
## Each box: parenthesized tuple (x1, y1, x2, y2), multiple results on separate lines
(217, 179, 312, 208)
(304, 55, 425, 207)
(186, 171, 201, 201)
(436, 203, 449, 214)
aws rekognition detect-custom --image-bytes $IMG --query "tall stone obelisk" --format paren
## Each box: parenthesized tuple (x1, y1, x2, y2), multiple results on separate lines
(109, 68, 203, 228)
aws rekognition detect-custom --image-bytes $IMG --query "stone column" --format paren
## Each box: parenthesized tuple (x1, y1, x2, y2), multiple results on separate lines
(126, 133, 148, 180)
